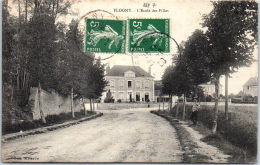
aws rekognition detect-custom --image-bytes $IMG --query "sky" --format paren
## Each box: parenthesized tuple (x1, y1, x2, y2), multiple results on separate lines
(69, 0, 257, 95)
(9, 0, 258, 95)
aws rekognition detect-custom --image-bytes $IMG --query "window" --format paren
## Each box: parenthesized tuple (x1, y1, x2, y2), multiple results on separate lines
(128, 81, 132, 88)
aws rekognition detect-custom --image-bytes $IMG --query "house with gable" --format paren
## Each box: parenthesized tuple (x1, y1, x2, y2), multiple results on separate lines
(199, 82, 223, 97)
(243, 77, 258, 97)
(102, 65, 154, 102)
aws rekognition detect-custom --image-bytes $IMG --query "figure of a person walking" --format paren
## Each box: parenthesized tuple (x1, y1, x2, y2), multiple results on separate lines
(190, 98, 200, 125)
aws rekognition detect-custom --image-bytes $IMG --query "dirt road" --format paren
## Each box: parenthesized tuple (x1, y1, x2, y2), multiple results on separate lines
(2, 108, 183, 162)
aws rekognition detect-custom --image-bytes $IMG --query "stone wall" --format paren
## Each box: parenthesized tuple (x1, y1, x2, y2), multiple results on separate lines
(29, 87, 96, 120)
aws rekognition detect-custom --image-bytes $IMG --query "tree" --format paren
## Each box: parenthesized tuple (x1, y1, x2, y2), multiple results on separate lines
(54, 19, 91, 118)
(104, 89, 114, 103)
(3, 0, 17, 103)
(27, 11, 57, 123)
(173, 58, 192, 119)
(162, 66, 175, 111)
(203, 1, 257, 133)
(80, 58, 108, 113)
(187, 86, 205, 102)
(178, 30, 211, 119)
(3, 0, 32, 106)
(182, 30, 211, 90)
(26, 0, 71, 122)
(162, 59, 192, 119)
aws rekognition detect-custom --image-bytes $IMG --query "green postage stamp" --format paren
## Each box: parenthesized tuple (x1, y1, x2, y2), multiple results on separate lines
(129, 19, 170, 53)
(85, 19, 126, 53)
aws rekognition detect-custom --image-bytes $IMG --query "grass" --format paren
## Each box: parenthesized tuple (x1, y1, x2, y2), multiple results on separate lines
(2, 110, 95, 135)
(151, 110, 211, 163)
(189, 120, 255, 163)
(171, 103, 257, 163)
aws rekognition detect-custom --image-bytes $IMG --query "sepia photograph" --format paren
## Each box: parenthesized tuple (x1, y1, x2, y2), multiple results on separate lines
(1, 0, 258, 163)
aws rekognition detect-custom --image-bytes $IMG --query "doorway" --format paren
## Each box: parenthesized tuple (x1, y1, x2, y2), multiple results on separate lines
(145, 94, 149, 102)
(136, 93, 140, 102)
(128, 92, 132, 102)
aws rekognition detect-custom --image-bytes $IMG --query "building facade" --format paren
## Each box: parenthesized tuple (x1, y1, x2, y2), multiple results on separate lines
(199, 82, 223, 96)
(243, 77, 258, 97)
(102, 65, 154, 102)
(154, 80, 172, 103)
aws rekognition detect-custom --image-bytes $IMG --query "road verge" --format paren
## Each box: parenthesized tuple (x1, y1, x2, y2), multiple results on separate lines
(151, 110, 230, 163)
(2, 112, 103, 142)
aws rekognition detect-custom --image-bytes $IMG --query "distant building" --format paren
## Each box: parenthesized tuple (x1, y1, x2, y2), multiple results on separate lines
(199, 82, 223, 96)
(154, 80, 171, 102)
(243, 77, 258, 97)
(102, 65, 154, 102)
(154, 80, 162, 99)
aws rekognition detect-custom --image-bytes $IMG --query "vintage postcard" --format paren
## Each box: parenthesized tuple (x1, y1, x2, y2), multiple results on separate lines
(2, 0, 258, 163)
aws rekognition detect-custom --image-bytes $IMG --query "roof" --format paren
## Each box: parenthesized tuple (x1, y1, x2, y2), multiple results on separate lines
(106, 65, 153, 78)
(243, 77, 258, 87)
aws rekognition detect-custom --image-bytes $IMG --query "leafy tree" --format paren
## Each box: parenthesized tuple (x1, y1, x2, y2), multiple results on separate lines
(54, 19, 92, 117)
(203, 1, 258, 133)
(53, 18, 107, 115)
(173, 30, 211, 119)
(2, 0, 33, 106)
(80, 58, 108, 111)
(26, 11, 58, 123)
(25, 0, 71, 122)
(3, 0, 17, 102)
(162, 66, 175, 109)
(162, 60, 191, 118)
(187, 86, 205, 102)
(2, 0, 111, 124)
(104, 89, 114, 103)
(182, 30, 211, 88)
(173, 58, 192, 119)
